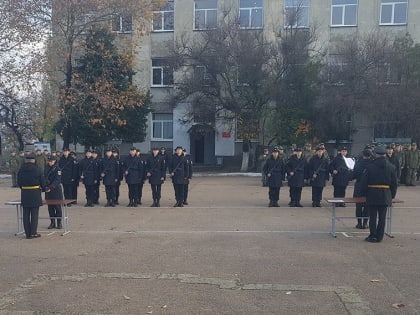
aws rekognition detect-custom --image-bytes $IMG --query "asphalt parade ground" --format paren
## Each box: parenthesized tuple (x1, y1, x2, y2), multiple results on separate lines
(0, 175, 419, 314)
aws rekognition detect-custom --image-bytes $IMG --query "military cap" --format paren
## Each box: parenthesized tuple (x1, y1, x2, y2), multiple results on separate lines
(35, 148, 41, 152)
(277, 146, 284, 150)
(339, 146, 348, 151)
(175, 146, 183, 151)
(272, 147, 280, 153)
(386, 144, 394, 150)
(374, 146, 387, 155)
(182, 148, 187, 152)
(362, 149, 372, 157)
(26, 153, 36, 160)
(70, 151, 76, 156)
(112, 149, 118, 153)
(160, 147, 166, 150)
(294, 147, 302, 152)
(412, 142, 417, 146)
(315, 145, 324, 151)
(63, 148, 70, 152)
(91, 149, 97, 154)
(105, 147, 112, 152)
(48, 156, 58, 161)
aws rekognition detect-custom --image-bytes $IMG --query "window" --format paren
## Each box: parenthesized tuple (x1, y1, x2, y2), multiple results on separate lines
(152, 113, 173, 140)
(151, 59, 174, 87)
(153, 1, 174, 31)
(284, 0, 310, 28)
(331, 0, 358, 27)
(111, 15, 132, 33)
(194, 66, 212, 85)
(239, 0, 263, 29)
(194, 0, 217, 30)
(380, 0, 408, 25)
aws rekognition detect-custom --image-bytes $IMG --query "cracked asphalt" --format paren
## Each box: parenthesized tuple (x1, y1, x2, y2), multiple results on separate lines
(0, 175, 419, 314)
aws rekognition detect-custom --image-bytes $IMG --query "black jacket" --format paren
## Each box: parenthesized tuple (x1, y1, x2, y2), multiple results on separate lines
(44, 164, 63, 200)
(351, 157, 371, 197)
(286, 155, 306, 187)
(17, 162, 46, 207)
(307, 155, 329, 187)
(101, 156, 119, 186)
(169, 154, 189, 185)
(329, 154, 351, 187)
(123, 155, 146, 184)
(146, 155, 166, 185)
(359, 157, 398, 206)
(58, 155, 77, 185)
(79, 157, 99, 185)
(263, 155, 285, 188)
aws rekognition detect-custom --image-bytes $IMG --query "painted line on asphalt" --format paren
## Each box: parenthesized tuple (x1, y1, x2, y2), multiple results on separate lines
(0, 272, 373, 315)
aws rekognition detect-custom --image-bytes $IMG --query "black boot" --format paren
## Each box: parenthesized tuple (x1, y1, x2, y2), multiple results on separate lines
(362, 220, 368, 229)
(156, 199, 160, 207)
(355, 219, 362, 229)
(127, 200, 133, 207)
(48, 220, 56, 229)
(56, 220, 62, 229)
(151, 199, 156, 207)
(268, 200, 274, 207)
(273, 201, 280, 207)
(105, 200, 111, 207)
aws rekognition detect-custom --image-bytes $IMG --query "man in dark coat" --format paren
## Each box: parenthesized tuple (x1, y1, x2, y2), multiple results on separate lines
(123, 147, 145, 207)
(58, 148, 77, 206)
(113, 149, 124, 205)
(79, 150, 99, 207)
(159, 147, 170, 172)
(307, 146, 330, 207)
(182, 148, 193, 205)
(101, 148, 119, 207)
(17, 153, 46, 239)
(169, 146, 189, 207)
(263, 147, 285, 207)
(329, 147, 351, 207)
(91, 150, 101, 204)
(44, 156, 64, 229)
(286, 148, 306, 207)
(360, 146, 398, 243)
(70, 151, 80, 205)
(351, 149, 372, 229)
(147, 147, 166, 207)
(386, 145, 400, 180)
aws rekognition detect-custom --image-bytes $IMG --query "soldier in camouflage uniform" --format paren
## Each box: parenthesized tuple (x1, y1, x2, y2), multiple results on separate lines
(393, 144, 404, 183)
(9, 151, 20, 187)
(35, 149, 47, 173)
(405, 142, 420, 186)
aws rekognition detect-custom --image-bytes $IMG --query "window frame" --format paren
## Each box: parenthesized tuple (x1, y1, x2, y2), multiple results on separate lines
(331, 0, 358, 27)
(194, 0, 218, 30)
(111, 14, 133, 34)
(379, 0, 408, 26)
(284, 0, 310, 29)
(151, 113, 174, 141)
(239, 0, 264, 29)
(152, 1, 174, 32)
(151, 59, 174, 88)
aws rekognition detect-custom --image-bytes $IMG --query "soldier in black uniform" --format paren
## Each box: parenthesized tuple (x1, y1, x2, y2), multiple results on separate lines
(70, 151, 80, 205)
(123, 147, 145, 207)
(44, 156, 64, 229)
(263, 147, 285, 207)
(329, 147, 351, 207)
(113, 149, 123, 205)
(307, 146, 330, 207)
(351, 149, 372, 229)
(169, 146, 189, 207)
(17, 153, 46, 239)
(360, 146, 398, 243)
(146, 147, 166, 207)
(101, 148, 119, 207)
(79, 150, 99, 207)
(136, 149, 146, 205)
(182, 148, 193, 205)
(91, 150, 101, 204)
(160, 147, 170, 172)
(286, 148, 306, 207)
(58, 148, 77, 206)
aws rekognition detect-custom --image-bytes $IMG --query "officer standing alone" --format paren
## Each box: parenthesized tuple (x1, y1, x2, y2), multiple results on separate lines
(17, 153, 46, 239)
(360, 146, 398, 243)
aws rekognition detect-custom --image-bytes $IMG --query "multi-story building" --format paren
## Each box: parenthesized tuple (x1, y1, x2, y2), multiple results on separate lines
(101, 1, 420, 160)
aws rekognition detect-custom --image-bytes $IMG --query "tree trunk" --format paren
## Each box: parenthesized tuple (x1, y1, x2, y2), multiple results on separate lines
(240, 151, 249, 172)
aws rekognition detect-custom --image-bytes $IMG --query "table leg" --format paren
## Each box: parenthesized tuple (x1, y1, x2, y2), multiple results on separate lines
(331, 204, 337, 238)
(385, 205, 394, 238)
(15, 205, 24, 236)
(61, 204, 70, 236)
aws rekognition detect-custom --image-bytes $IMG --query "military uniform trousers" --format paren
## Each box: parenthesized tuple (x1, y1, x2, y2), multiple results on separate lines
(71, 182, 78, 204)
(105, 185, 116, 204)
(268, 187, 280, 202)
(151, 184, 162, 201)
(94, 183, 100, 203)
(406, 168, 417, 185)
(128, 184, 140, 204)
(137, 183, 144, 203)
(183, 183, 189, 203)
(173, 183, 184, 203)
(84, 184, 95, 206)
(62, 184, 73, 200)
(368, 205, 387, 241)
(12, 172, 18, 187)
(311, 186, 323, 204)
(23, 207, 39, 238)
(289, 187, 303, 206)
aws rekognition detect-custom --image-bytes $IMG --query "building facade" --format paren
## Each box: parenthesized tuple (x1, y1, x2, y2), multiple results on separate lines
(110, 1, 420, 160)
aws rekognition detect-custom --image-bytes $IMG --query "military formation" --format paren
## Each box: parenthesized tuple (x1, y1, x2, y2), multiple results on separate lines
(12, 146, 193, 239)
